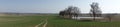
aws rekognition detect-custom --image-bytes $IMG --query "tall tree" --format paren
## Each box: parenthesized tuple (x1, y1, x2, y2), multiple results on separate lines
(89, 2, 102, 21)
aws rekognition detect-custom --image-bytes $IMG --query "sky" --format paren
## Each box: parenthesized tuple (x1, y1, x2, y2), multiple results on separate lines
(0, 0, 120, 13)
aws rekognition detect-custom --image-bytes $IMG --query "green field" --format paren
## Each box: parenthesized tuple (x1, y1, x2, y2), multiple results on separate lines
(0, 15, 120, 27)
(0, 15, 47, 27)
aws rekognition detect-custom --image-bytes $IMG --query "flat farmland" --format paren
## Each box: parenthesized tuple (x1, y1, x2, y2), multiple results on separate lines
(0, 15, 120, 27)
(0, 15, 47, 27)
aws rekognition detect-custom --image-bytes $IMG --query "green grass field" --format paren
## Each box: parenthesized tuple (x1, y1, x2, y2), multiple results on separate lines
(0, 15, 120, 27)
(0, 15, 47, 27)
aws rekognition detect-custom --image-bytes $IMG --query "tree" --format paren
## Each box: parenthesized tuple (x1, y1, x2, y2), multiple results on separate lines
(59, 6, 81, 18)
(66, 6, 80, 17)
(89, 2, 102, 21)
(59, 11, 65, 16)
(105, 14, 117, 22)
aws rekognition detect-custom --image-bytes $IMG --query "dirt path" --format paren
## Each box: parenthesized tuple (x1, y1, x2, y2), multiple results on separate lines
(35, 22, 44, 27)
(35, 18, 48, 27)
(42, 19, 48, 27)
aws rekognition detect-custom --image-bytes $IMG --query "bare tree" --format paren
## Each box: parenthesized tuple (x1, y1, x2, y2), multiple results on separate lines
(105, 14, 117, 22)
(89, 2, 102, 21)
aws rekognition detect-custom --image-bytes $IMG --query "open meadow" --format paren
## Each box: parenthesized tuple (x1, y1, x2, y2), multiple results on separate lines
(0, 15, 120, 27)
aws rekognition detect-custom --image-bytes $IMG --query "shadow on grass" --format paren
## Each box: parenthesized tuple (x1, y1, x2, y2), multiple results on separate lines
(51, 16, 76, 20)
(79, 20, 93, 22)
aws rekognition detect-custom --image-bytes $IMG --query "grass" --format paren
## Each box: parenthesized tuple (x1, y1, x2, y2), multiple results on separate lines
(0, 15, 120, 27)
(46, 15, 120, 27)
(0, 15, 47, 27)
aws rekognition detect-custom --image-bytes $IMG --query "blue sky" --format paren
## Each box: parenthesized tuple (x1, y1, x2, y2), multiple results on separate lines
(0, 0, 120, 13)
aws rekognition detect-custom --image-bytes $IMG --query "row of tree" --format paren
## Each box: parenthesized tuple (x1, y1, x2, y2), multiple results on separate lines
(59, 2, 119, 22)
(59, 2, 102, 18)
